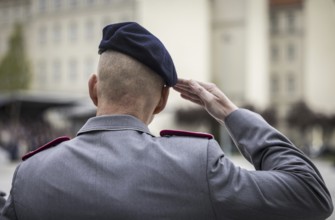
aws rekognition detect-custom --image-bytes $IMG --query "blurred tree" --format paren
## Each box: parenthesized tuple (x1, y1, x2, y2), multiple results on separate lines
(175, 107, 220, 140)
(314, 113, 335, 153)
(241, 104, 278, 127)
(287, 101, 315, 132)
(0, 23, 31, 91)
(261, 107, 278, 127)
(286, 101, 316, 155)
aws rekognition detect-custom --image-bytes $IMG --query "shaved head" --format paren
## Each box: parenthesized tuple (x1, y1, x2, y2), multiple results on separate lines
(96, 51, 165, 117)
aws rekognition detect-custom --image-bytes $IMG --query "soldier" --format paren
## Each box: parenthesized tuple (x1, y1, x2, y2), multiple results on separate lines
(1, 22, 333, 220)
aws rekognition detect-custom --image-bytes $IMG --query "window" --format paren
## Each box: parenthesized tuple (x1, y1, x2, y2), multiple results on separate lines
(69, 0, 78, 9)
(68, 59, 77, 81)
(271, 74, 279, 95)
(52, 24, 61, 43)
(85, 20, 94, 41)
(271, 45, 279, 62)
(287, 73, 295, 93)
(287, 11, 295, 33)
(287, 43, 295, 61)
(68, 22, 77, 42)
(53, 0, 62, 10)
(270, 13, 278, 34)
(38, 0, 47, 13)
(53, 60, 61, 81)
(1, 8, 9, 22)
(38, 26, 47, 45)
(17, 6, 25, 20)
(38, 60, 47, 84)
(85, 58, 95, 78)
(86, 0, 95, 6)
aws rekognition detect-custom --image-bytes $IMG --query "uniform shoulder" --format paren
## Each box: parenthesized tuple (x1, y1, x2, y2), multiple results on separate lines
(22, 136, 70, 161)
(160, 129, 214, 139)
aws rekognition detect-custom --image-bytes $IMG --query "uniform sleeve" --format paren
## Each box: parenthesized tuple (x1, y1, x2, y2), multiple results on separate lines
(207, 109, 333, 220)
(1, 166, 20, 220)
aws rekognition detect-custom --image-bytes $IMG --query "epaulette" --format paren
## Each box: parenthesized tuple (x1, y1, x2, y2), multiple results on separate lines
(22, 136, 70, 161)
(160, 129, 214, 139)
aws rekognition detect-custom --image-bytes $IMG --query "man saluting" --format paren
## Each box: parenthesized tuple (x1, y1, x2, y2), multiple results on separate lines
(1, 22, 333, 220)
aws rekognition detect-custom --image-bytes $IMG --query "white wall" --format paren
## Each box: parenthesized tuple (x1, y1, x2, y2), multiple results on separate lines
(136, 0, 211, 134)
(305, 0, 335, 113)
(212, 0, 268, 109)
(245, 0, 269, 109)
(136, 0, 210, 82)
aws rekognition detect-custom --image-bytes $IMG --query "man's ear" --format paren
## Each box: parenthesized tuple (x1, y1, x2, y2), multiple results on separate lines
(88, 74, 98, 106)
(153, 86, 170, 114)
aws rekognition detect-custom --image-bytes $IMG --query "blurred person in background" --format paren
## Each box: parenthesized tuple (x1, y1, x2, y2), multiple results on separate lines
(1, 22, 333, 220)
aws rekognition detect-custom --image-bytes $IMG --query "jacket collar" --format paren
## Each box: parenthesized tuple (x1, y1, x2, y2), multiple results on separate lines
(77, 114, 154, 137)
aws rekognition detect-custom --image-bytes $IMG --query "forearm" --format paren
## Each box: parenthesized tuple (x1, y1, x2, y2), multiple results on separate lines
(175, 78, 333, 218)
(173, 79, 238, 124)
(225, 109, 314, 170)
(223, 108, 333, 217)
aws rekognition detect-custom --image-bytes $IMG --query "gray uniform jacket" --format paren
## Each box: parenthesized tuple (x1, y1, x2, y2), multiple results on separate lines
(1, 109, 333, 220)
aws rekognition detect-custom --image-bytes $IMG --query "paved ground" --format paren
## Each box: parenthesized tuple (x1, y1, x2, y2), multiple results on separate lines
(1, 149, 334, 219)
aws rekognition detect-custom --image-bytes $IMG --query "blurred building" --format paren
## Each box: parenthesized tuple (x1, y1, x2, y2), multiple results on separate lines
(135, 0, 211, 133)
(0, 0, 211, 135)
(211, 0, 269, 109)
(269, 0, 335, 116)
(304, 0, 335, 114)
(0, 0, 334, 142)
(268, 0, 335, 149)
(0, 0, 30, 56)
(269, 0, 305, 123)
(27, 0, 136, 93)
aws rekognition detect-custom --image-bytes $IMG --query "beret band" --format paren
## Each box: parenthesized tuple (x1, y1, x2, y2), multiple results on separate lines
(98, 22, 177, 87)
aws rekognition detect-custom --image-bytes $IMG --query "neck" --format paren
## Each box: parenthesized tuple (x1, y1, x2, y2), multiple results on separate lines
(96, 103, 154, 125)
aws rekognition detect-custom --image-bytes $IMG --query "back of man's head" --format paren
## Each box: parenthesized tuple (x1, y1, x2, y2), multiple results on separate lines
(97, 50, 164, 114)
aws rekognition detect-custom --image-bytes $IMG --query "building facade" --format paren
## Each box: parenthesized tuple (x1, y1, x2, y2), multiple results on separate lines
(28, 0, 136, 93)
(0, 0, 31, 57)
(268, 0, 335, 151)
(304, 0, 335, 114)
(0, 0, 212, 135)
(0, 0, 334, 141)
(211, 0, 269, 109)
(269, 0, 305, 121)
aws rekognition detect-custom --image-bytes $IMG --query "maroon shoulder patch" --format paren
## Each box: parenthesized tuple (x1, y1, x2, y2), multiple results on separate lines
(22, 136, 70, 161)
(160, 129, 214, 139)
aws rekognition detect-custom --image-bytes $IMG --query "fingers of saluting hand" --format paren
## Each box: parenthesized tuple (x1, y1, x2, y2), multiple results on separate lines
(173, 78, 216, 107)
(173, 79, 195, 98)
(174, 78, 238, 122)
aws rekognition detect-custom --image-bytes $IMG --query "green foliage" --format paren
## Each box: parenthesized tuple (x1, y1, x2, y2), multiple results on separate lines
(0, 23, 31, 91)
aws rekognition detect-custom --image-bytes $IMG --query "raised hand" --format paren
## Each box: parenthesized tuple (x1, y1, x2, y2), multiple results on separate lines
(173, 78, 238, 124)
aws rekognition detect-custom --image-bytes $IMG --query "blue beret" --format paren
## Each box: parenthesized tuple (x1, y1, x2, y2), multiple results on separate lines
(98, 22, 177, 87)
